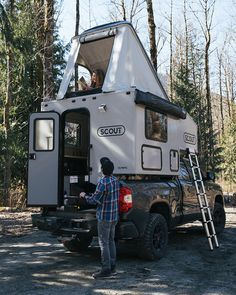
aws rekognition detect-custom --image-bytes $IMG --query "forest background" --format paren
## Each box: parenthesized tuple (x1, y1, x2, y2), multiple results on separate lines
(0, 0, 235, 207)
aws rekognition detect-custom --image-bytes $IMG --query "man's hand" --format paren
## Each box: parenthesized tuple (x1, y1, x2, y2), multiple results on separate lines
(80, 192, 86, 198)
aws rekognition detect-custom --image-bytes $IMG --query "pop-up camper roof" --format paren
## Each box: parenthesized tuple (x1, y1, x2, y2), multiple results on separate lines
(57, 21, 168, 100)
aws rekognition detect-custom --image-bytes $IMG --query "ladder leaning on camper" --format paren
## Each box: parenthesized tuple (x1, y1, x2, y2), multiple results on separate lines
(187, 148, 219, 250)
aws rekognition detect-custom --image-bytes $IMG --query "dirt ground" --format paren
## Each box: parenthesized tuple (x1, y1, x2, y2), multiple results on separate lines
(0, 207, 236, 295)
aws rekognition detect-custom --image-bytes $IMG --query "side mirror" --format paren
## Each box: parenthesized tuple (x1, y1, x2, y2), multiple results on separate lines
(206, 171, 215, 182)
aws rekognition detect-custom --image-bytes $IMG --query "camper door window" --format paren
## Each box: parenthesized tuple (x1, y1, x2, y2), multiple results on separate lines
(145, 108, 167, 142)
(34, 119, 54, 151)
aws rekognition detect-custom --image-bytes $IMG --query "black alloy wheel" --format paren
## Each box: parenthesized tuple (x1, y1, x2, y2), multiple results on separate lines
(138, 213, 168, 260)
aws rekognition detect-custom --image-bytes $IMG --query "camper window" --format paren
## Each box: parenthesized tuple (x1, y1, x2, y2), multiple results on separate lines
(145, 108, 167, 142)
(34, 119, 54, 151)
(65, 36, 115, 97)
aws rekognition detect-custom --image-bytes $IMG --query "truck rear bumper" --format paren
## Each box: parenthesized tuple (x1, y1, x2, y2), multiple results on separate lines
(32, 213, 139, 239)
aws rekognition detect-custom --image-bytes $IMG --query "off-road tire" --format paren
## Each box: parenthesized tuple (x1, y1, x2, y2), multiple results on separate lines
(63, 236, 93, 252)
(138, 213, 168, 260)
(213, 202, 226, 234)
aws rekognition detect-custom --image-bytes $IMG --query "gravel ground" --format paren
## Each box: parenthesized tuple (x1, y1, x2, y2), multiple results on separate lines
(0, 207, 236, 295)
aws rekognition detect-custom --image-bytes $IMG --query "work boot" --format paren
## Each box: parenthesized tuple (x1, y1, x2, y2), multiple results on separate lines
(92, 269, 111, 279)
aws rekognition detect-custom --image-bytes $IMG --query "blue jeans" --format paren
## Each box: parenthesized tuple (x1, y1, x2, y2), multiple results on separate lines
(97, 220, 117, 271)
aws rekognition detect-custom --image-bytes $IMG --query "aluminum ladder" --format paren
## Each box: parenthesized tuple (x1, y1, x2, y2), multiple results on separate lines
(187, 148, 219, 250)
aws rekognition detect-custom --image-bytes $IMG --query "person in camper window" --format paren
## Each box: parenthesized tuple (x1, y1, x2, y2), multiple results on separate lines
(80, 157, 120, 279)
(80, 69, 104, 90)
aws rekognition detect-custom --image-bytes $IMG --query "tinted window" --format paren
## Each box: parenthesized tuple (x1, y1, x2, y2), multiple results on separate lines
(145, 108, 167, 142)
(179, 163, 191, 181)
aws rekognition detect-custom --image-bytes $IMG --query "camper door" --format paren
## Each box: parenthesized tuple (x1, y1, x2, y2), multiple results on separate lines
(27, 112, 61, 206)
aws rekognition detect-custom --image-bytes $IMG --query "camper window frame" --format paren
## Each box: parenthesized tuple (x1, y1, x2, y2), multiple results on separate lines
(145, 108, 168, 143)
(66, 64, 103, 98)
(33, 118, 55, 152)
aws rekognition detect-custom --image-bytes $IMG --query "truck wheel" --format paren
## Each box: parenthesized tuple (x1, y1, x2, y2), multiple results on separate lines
(213, 203, 226, 234)
(63, 236, 93, 252)
(138, 213, 168, 260)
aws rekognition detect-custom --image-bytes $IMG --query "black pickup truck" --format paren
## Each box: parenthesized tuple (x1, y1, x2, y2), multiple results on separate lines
(32, 157, 225, 260)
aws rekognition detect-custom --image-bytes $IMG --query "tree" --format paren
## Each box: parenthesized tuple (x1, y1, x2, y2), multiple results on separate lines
(0, 1, 14, 206)
(216, 48, 225, 135)
(191, 0, 216, 170)
(146, 0, 157, 71)
(166, 0, 173, 100)
(173, 33, 208, 166)
(220, 105, 236, 189)
(0, 0, 65, 206)
(108, 0, 145, 28)
(43, 0, 54, 99)
(34, 0, 55, 100)
(74, 0, 80, 91)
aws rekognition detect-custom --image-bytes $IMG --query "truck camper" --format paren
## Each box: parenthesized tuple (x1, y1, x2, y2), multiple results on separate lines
(28, 21, 197, 207)
(28, 22, 224, 260)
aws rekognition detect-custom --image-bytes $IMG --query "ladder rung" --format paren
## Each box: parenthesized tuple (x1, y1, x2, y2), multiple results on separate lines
(200, 206, 209, 210)
(198, 193, 206, 196)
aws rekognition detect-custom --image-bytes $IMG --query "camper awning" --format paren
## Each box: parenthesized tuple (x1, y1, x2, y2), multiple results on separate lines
(135, 90, 187, 119)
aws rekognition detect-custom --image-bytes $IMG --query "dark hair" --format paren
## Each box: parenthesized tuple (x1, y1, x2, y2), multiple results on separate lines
(94, 69, 104, 87)
(100, 157, 114, 176)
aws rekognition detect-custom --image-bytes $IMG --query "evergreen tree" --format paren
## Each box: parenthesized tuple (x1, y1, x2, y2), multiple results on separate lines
(220, 105, 236, 188)
(0, 0, 66, 206)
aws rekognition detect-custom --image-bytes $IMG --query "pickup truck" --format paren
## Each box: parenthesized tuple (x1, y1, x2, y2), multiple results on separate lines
(32, 157, 225, 260)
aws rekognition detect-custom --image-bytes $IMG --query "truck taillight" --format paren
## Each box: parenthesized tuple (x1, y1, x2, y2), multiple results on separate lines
(119, 187, 132, 213)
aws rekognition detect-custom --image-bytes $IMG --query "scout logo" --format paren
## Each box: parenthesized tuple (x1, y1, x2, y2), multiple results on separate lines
(97, 125, 125, 137)
(184, 132, 196, 145)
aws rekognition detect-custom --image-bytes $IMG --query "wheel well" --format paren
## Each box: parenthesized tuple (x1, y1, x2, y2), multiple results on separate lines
(215, 195, 224, 205)
(150, 202, 170, 227)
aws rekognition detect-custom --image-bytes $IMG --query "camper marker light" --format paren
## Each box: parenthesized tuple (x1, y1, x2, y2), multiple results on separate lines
(98, 104, 107, 112)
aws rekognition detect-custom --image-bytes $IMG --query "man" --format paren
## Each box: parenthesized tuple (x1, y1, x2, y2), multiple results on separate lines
(80, 157, 120, 279)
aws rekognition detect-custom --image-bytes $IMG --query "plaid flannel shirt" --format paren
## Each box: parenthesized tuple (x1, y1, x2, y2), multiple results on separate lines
(85, 175, 120, 222)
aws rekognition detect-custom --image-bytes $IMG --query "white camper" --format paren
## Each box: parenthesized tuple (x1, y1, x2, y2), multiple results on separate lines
(27, 21, 197, 207)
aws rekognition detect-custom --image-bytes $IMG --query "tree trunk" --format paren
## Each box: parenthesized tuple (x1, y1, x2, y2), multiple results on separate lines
(146, 0, 157, 71)
(43, 0, 54, 100)
(169, 0, 173, 100)
(2, 0, 14, 207)
(191, 0, 216, 170)
(74, 0, 80, 91)
(183, 0, 189, 68)
(203, 0, 215, 170)
(121, 0, 126, 20)
(34, 0, 44, 105)
(217, 52, 224, 135)
(3, 45, 13, 206)
(223, 65, 231, 118)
